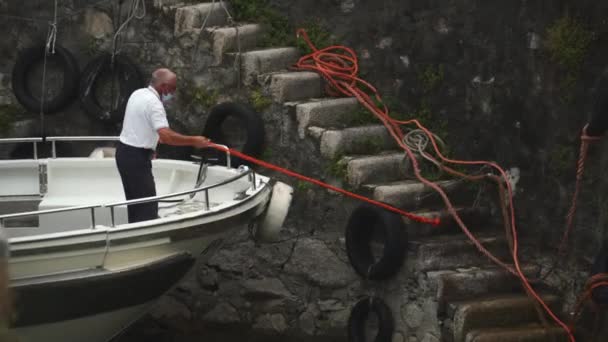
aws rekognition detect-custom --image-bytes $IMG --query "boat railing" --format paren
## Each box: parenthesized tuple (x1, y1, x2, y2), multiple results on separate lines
(0, 136, 232, 168)
(0, 168, 258, 229)
(0, 138, 44, 159)
(0, 137, 250, 229)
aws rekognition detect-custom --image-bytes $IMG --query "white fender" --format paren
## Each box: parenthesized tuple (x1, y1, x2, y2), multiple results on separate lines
(256, 181, 294, 242)
(88, 147, 117, 159)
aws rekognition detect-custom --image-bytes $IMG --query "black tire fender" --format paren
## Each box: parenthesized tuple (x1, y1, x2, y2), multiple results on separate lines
(201, 102, 265, 166)
(345, 203, 407, 280)
(347, 297, 394, 342)
(79, 53, 144, 124)
(11, 44, 80, 114)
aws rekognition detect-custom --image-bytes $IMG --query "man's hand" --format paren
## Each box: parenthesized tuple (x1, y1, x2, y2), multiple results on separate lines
(193, 136, 211, 148)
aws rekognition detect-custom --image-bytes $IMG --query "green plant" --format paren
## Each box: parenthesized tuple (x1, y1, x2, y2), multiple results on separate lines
(84, 37, 101, 57)
(296, 180, 312, 192)
(230, 0, 293, 47)
(249, 88, 272, 112)
(548, 143, 575, 176)
(417, 64, 445, 93)
(260, 147, 273, 160)
(0, 104, 23, 134)
(230, 0, 335, 52)
(546, 16, 594, 100)
(546, 16, 593, 71)
(370, 96, 409, 122)
(346, 108, 377, 126)
(179, 81, 219, 109)
(326, 154, 348, 180)
(356, 137, 384, 154)
(295, 19, 334, 55)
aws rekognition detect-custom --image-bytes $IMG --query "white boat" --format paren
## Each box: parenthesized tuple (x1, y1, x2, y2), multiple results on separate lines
(0, 136, 292, 342)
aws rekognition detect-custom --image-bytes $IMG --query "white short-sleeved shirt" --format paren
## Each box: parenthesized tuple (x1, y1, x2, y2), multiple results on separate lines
(119, 86, 170, 150)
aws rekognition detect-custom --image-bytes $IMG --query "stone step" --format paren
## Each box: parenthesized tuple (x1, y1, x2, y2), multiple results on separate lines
(364, 179, 471, 210)
(174, 2, 229, 37)
(425, 265, 540, 310)
(412, 235, 511, 271)
(312, 125, 397, 159)
(153, 0, 185, 9)
(230, 48, 300, 85)
(465, 325, 568, 342)
(263, 72, 323, 102)
(405, 206, 495, 237)
(295, 97, 362, 138)
(345, 152, 410, 188)
(448, 293, 561, 342)
(205, 24, 264, 65)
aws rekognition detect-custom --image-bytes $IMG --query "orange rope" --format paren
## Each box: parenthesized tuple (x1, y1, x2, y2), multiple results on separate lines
(292, 28, 576, 341)
(570, 273, 608, 331)
(559, 125, 603, 254)
(207, 144, 439, 226)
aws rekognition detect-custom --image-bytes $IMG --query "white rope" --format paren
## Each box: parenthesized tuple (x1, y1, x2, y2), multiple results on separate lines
(191, 1, 242, 88)
(112, 0, 146, 60)
(402, 128, 447, 175)
(192, 0, 217, 63)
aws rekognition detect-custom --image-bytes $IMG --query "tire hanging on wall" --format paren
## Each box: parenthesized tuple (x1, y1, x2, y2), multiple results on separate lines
(345, 203, 407, 281)
(11, 44, 80, 114)
(79, 53, 144, 124)
(200, 102, 265, 166)
(347, 297, 394, 342)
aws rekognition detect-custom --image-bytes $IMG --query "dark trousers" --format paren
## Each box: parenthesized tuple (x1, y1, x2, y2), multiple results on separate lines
(115, 142, 158, 223)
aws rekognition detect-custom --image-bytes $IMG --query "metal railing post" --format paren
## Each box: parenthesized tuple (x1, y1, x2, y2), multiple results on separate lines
(110, 207, 116, 228)
(90, 208, 96, 229)
(52, 141, 57, 158)
(33, 142, 38, 160)
(205, 190, 210, 211)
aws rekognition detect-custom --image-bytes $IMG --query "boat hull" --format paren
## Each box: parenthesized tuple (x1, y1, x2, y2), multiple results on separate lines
(12, 253, 195, 342)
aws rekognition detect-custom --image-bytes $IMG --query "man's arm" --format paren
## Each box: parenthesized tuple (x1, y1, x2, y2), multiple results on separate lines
(158, 127, 210, 148)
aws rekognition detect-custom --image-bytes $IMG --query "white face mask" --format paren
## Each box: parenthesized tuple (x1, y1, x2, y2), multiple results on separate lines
(161, 92, 175, 104)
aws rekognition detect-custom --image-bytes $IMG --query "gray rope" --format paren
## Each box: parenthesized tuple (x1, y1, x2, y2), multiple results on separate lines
(402, 128, 446, 175)
(111, 0, 146, 61)
(0, 0, 115, 24)
(39, 0, 59, 139)
(192, 0, 218, 64)
(191, 1, 242, 90)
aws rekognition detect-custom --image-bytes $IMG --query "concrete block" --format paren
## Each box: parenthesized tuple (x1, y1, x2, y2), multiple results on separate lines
(235, 48, 299, 85)
(295, 98, 360, 138)
(174, 2, 229, 37)
(319, 125, 396, 158)
(268, 72, 322, 102)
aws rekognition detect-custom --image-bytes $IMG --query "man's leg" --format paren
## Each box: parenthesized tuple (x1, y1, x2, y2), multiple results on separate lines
(115, 144, 137, 222)
(116, 144, 158, 223)
(128, 157, 158, 222)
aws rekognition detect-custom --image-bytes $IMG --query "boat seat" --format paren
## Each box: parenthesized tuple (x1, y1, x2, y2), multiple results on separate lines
(0, 160, 40, 197)
(38, 159, 128, 231)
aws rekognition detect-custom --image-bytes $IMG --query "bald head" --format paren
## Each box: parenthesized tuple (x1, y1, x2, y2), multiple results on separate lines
(151, 68, 176, 86)
(150, 68, 177, 97)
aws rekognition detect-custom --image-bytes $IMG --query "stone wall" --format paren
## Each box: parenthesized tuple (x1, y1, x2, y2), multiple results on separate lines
(0, 0, 240, 158)
(269, 0, 608, 251)
(2, 0, 608, 341)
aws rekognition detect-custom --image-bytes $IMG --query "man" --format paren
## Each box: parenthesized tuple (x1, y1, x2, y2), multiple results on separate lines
(116, 68, 210, 223)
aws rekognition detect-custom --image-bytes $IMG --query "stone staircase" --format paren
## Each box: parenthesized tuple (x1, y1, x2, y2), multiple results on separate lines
(155, 2, 570, 341)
